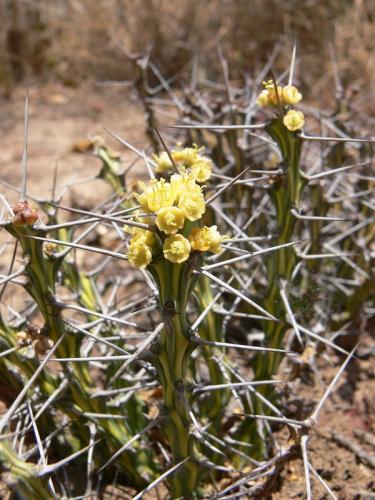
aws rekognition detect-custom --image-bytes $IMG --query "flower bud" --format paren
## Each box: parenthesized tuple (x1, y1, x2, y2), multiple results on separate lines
(16, 331, 29, 348)
(33, 337, 54, 355)
(12, 200, 40, 226)
(43, 242, 58, 256)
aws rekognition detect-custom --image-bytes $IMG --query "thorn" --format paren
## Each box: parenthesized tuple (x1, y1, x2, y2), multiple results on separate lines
(104, 128, 157, 166)
(309, 345, 357, 423)
(288, 40, 297, 87)
(133, 457, 190, 500)
(153, 127, 179, 174)
(169, 123, 266, 130)
(200, 269, 278, 321)
(0, 332, 67, 433)
(38, 439, 101, 477)
(301, 435, 312, 500)
(19, 235, 128, 261)
(105, 322, 164, 388)
(202, 240, 303, 272)
(206, 166, 253, 205)
(21, 91, 29, 200)
(299, 132, 375, 144)
(98, 417, 159, 472)
(191, 336, 292, 354)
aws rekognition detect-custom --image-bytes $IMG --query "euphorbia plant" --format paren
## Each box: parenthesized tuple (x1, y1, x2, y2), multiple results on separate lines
(238, 80, 306, 456)
(124, 166, 227, 497)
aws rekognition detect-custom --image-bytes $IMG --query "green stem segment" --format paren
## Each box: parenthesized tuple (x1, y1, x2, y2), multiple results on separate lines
(239, 119, 305, 458)
(150, 259, 201, 498)
(4, 222, 149, 489)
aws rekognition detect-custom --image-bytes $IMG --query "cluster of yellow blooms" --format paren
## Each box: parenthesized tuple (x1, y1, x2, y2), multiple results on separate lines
(256, 80, 305, 132)
(125, 172, 227, 268)
(153, 145, 212, 183)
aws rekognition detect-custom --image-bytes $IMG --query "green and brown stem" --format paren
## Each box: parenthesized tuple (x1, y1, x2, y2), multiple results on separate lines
(150, 259, 202, 498)
(4, 222, 150, 488)
(239, 118, 305, 458)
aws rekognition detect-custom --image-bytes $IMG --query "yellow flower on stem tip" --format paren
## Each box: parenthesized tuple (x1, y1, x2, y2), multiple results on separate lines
(190, 158, 212, 183)
(163, 234, 191, 263)
(155, 206, 185, 235)
(267, 85, 283, 105)
(170, 172, 200, 202)
(256, 90, 270, 107)
(136, 181, 152, 213)
(283, 110, 305, 131)
(138, 178, 176, 213)
(282, 85, 302, 105)
(189, 225, 227, 254)
(127, 242, 153, 269)
(153, 151, 173, 173)
(178, 190, 206, 221)
(172, 147, 200, 167)
(124, 226, 156, 247)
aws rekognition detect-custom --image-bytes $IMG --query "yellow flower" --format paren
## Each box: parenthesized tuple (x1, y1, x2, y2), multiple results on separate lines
(155, 206, 185, 234)
(282, 85, 302, 105)
(283, 110, 305, 131)
(172, 147, 199, 167)
(43, 242, 58, 256)
(136, 181, 152, 213)
(264, 151, 281, 169)
(189, 225, 226, 254)
(256, 90, 270, 107)
(257, 81, 284, 107)
(207, 226, 227, 254)
(190, 158, 212, 183)
(178, 190, 206, 221)
(139, 178, 176, 213)
(126, 227, 156, 247)
(170, 172, 199, 202)
(163, 234, 191, 263)
(127, 242, 152, 269)
(267, 85, 283, 105)
(153, 151, 173, 173)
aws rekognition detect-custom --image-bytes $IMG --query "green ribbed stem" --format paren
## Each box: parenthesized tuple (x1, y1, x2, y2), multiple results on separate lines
(238, 118, 305, 459)
(194, 275, 229, 428)
(4, 222, 149, 489)
(151, 259, 201, 498)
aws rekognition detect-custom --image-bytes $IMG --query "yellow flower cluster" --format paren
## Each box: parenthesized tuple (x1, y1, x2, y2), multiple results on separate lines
(256, 80, 305, 132)
(125, 173, 227, 268)
(137, 174, 206, 222)
(153, 145, 212, 183)
(256, 81, 302, 107)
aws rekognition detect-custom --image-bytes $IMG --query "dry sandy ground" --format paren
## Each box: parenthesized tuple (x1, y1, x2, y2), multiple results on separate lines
(0, 84, 375, 499)
(0, 82, 148, 205)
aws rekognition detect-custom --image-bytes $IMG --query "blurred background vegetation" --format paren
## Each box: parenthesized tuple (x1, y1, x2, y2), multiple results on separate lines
(0, 0, 374, 104)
